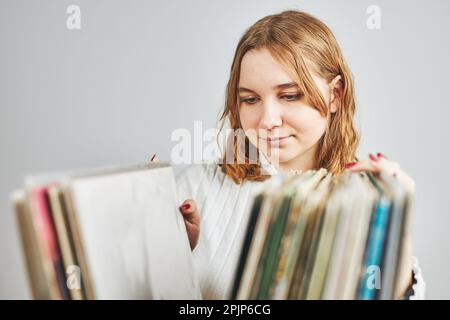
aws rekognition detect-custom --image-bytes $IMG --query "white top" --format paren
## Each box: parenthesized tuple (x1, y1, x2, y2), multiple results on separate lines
(175, 161, 426, 300)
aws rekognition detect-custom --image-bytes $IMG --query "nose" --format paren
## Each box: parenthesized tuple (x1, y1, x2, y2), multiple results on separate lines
(259, 98, 283, 130)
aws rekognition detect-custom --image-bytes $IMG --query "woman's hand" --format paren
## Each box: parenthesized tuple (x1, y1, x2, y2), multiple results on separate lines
(345, 152, 415, 298)
(179, 199, 200, 251)
(150, 154, 200, 251)
(345, 152, 415, 194)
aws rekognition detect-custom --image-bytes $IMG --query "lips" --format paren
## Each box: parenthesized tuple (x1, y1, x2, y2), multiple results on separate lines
(259, 135, 292, 142)
(258, 135, 294, 148)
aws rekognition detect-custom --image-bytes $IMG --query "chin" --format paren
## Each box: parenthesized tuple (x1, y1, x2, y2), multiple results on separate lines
(265, 148, 301, 166)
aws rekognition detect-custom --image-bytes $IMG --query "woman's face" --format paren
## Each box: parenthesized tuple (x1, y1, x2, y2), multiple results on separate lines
(238, 48, 339, 171)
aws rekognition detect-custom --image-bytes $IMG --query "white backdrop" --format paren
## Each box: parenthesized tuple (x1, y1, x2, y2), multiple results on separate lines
(1, 0, 449, 299)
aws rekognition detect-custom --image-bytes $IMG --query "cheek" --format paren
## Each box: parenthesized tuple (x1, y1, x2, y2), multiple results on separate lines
(286, 106, 327, 139)
(239, 108, 259, 130)
(239, 108, 260, 144)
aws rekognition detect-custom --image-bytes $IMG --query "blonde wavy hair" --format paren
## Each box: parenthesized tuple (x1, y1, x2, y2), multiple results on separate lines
(218, 10, 359, 184)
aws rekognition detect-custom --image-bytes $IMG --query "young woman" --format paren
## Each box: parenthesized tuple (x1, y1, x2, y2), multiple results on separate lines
(159, 10, 425, 299)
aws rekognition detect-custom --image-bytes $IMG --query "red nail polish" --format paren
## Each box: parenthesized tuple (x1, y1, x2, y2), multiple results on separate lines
(377, 152, 387, 159)
(181, 203, 190, 210)
(345, 162, 357, 169)
(369, 153, 378, 161)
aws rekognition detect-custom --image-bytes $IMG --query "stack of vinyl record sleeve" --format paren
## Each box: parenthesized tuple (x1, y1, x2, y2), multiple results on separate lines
(12, 162, 201, 300)
(231, 169, 413, 300)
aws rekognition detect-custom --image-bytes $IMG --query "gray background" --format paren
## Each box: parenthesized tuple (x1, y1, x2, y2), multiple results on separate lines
(1, 0, 449, 299)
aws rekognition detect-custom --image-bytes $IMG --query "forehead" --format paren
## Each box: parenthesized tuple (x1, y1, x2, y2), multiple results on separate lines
(239, 48, 294, 88)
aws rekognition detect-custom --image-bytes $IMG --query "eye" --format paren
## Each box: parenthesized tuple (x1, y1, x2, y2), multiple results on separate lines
(240, 97, 260, 105)
(280, 93, 303, 101)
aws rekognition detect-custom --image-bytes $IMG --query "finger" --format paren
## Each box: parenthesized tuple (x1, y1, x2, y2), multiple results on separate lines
(346, 154, 396, 174)
(345, 159, 378, 172)
(179, 199, 196, 214)
(179, 200, 200, 250)
(179, 199, 200, 225)
(367, 154, 400, 176)
(373, 157, 415, 193)
(150, 154, 159, 163)
(348, 154, 416, 193)
(377, 152, 389, 160)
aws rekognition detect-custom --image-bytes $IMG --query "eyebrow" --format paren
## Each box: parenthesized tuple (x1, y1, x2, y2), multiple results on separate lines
(238, 82, 299, 93)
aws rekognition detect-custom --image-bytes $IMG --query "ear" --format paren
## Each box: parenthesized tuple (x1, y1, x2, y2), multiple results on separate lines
(329, 75, 343, 114)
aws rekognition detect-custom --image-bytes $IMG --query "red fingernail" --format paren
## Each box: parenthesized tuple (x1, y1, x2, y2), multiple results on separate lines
(345, 162, 357, 168)
(150, 154, 156, 161)
(181, 203, 190, 210)
(369, 153, 378, 161)
(377, 152, 387, 159)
